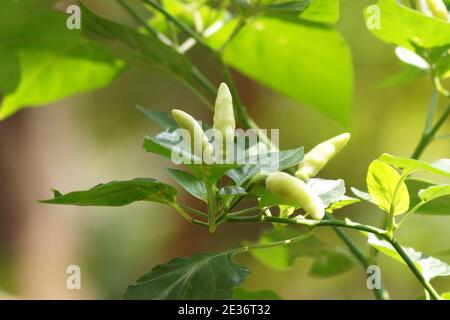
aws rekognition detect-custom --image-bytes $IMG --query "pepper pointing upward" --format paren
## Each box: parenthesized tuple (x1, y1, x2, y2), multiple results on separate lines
(295, 133, 351, 181)
(213, 82, 236, 143)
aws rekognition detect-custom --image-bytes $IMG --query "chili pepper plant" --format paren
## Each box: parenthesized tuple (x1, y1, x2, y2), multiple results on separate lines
(2, 0, 450, 300)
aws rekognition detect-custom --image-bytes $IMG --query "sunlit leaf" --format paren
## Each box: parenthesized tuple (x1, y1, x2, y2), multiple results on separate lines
(300, 0, 340, 24)
(209, 16, 353, 126)
(379, 153, 450, 178)
(367, 160, 410, 215)
(407, 179, 450, 215)
(364, 0, 450, 51)
(326, 195, 360, 213)
(0, 9, 123, 120)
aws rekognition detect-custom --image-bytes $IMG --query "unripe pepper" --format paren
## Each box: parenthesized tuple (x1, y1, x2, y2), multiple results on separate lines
(425, 0, 448, 21)
(265, 172, 325, 220)
(213, 83, 235, 143)
(172, 109, 213, 161)
(295, 133, 350, 181)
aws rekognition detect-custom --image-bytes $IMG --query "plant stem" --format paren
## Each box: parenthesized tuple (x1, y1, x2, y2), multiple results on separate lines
(388, 239, 441, 300)
(237, 230, 314, 253)
(386, 170, 411, 238)
(116, 0, 158, 37)
(179, 204, 208, 219)
(143, 0, 217, 55)
(171, 203, 208, 226)
(325, 214, 389, 300)
(411, 89, 449, 159)
(227, 215, 387, 237)
(227, 214, 441, 299)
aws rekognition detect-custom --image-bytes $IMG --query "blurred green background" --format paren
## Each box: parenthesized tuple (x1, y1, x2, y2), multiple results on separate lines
(0, 0, 449, 299)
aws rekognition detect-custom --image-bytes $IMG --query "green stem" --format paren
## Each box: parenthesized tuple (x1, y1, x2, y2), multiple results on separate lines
(227, 215, 387, 236)
(171, 203, 208, 226)
(179, 204, 208, 219)
(227, 214, 441, 299)
(388, 239, 441, 300)
(204, 178, 218, 233)
(411, 91, 449, 159)
(386, 170, 411, 238)
(237, 230, 314, 253)
(397, 201, 426, 228)
(116, 0, 158, 37)
(325, 214, 389, 300)
(143, 0, 217, 55)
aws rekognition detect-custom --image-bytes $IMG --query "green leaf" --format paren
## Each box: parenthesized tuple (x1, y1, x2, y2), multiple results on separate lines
(365, 0, 450, 51)
(0, 9, 123, 120)
(218, 186, 247, 200)
(306, 178, 345, 207)
(227, 147, 304, 186)
(234, 0, 312, 16)
(80, 4, 202, 92)
(367, 233, 450, 281)
(123, 251, 250, 299)
(419, 184, 450, 203)
(210, 16, 353, 126)
(442, 292, 450, 300)
(143, 129, 203, 162)
(367, 160, 410, 215)
(351, 187, 374, 202)
(251, 227, 354, 276)
(232, 287, 281, 300)
(379, 153, 450, 178)
(326, 195, 360, 213)
(167, 168, 206, 201)
(137, 106, 178, 130)
(40, 178, 176, 206)
(406, 179, 450, 215)
(300, 0, 340, 24)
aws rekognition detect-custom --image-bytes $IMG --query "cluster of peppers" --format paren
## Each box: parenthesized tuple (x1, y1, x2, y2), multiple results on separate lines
(171, 83, 350, 221)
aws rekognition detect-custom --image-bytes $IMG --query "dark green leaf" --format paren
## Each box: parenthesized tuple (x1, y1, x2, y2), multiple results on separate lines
(137, 106, 178, 130)
(227, 147, 304, 186)
(81, 4, 202, 91)
(232, 287, 281, 300)
(167, 168, 206, 201)
(123, 251, 250, 299)
(251, 227, 354, 276)
(218, 186, 247, 200)
(40, 178, 176, 206)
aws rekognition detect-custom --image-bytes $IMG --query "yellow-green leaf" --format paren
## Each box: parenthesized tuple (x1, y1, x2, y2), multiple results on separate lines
(367, 160, 409, 215)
